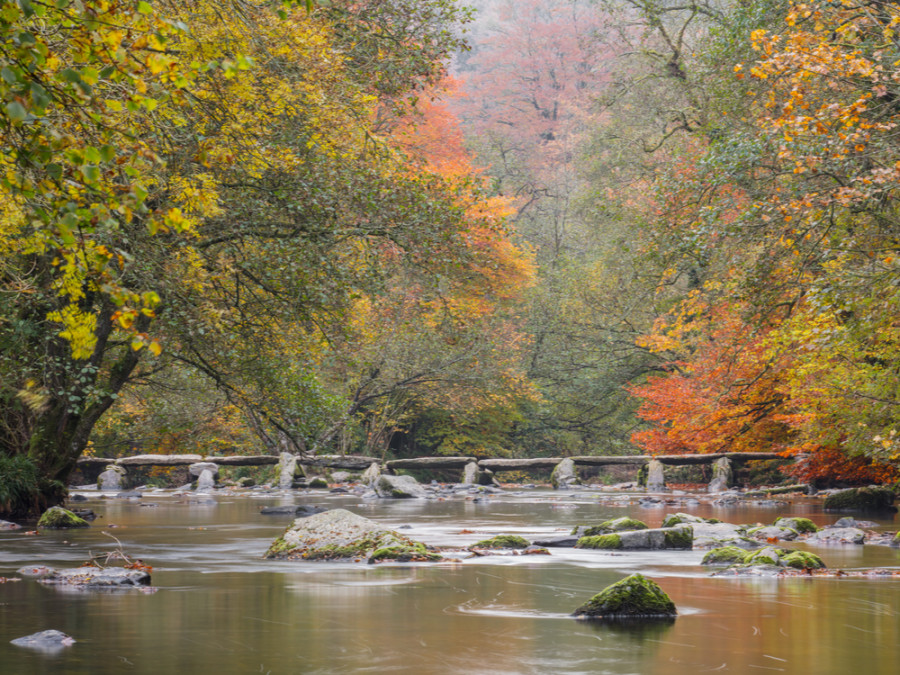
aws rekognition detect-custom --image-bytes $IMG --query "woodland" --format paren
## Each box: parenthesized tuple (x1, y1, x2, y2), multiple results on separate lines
(3, 0, 900, 518)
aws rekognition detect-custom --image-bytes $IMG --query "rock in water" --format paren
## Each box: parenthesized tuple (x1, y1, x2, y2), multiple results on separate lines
(576, 525, 693, 550)
(37, 567, 151, 588)
(37, 507, 90, 529)
(10, 630, 76, 653)
(264, 508, 440, 562)
(824, 487, 896, 512)
(373, 474, 428, 499)
(573, 574, 676, 620)
(550, 458, 580, 489)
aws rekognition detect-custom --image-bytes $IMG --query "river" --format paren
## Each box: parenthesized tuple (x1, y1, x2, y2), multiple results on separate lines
(1, 488, 899, 674)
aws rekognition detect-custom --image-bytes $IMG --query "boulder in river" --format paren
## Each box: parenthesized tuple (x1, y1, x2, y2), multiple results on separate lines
(264, 508, 440, 562)
(573, 573, 676, 620)
(747, 525, 799, 541)
(471, 535, 530, 549)
(774, 517, 819, 534)
(259, 505, 328, 517)
(576, 525, 693, 550)
(805, 527, 866, 545)
(10, 629, 76, 653)
(824, 486, 896, 512)
(711, 546, 826, 575)
(374, 474, 428, 499)
(1, 519, 22, 530)
(700, 546, 750, 566)
(574, 517, 648, 537)
(37, 506, 90, 529)
(19, 565, 151, 588)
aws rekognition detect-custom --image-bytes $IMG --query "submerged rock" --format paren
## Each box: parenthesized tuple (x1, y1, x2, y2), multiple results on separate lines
(264, 508, 440, 562)
(373, 474, 428, 499)
(259, 505, 328, 517)
(576, 525, 692, 550)
(37, 506, 90, 529)
(21, 566, 151, 588)
(573, 573, 676, 620)
(824, 486, 896, 512)
(10, 630, 76, 653)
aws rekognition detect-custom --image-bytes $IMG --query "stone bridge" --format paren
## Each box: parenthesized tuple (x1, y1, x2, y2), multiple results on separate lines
(77, 451, 787, 491)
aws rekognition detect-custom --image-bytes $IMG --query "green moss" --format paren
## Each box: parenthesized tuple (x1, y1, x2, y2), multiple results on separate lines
(37, 506, 89, 529)
(824, 486, 896, 512)
(307, 477, 329, 489)
(576, 533, 623, 549)
(781, 550, 826, 570)
(370, 542, 442, 562)
(774, 517, 819, 533)
(573, 573, 676, 619)
(663, 526, 693, 549)
(472, 534, 530, 549)
(744, 547, 787, 566)
(701, 546, 749, 566)
(893, 531, 900, 546)
(661, 513, 721, 528)
(581, 517, 649, 537)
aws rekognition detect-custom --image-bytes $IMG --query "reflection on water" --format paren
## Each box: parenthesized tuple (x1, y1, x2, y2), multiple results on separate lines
(1, 489, 898, 674)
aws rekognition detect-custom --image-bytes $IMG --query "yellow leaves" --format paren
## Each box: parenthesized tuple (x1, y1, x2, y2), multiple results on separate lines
(47, 305, 98, 360)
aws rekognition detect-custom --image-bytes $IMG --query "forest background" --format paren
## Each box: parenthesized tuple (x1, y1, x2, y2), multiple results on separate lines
(3, 0, 900, 517)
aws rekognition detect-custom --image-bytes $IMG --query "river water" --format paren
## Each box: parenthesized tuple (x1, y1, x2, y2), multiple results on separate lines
(1, 488, 899, 674)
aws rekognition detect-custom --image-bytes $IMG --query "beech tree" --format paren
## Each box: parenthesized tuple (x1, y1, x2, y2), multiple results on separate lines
(0, 0, 524, 516)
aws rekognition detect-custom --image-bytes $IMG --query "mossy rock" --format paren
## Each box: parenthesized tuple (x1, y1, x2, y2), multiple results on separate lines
(37, 507, 89, 530)
(730, 546, 825, 571)
(893, 531, 900, 547)
(576, 517, 649, 537)
(781, 550, 825, 570)
(701, 546, 749, 566)
(264, 508, 439, 562)
(774, 517, 819, 534)
(744, 546, 787, 566)
(661, 513, 721, 528)
(824, 486, 896, 512)
(573, 573, 676, 620)
(663, 527, 693, 549)
(370, 542, 442, 563)
(472, 534, 530, 549)
(576, 533, 623, 550)
(307, 477, 329, 489)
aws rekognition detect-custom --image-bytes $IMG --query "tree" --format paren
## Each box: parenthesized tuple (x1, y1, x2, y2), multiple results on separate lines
(0, 0, 509, 516)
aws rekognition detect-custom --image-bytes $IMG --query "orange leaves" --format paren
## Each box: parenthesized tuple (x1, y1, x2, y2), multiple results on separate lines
(630, 300, 792, 456)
